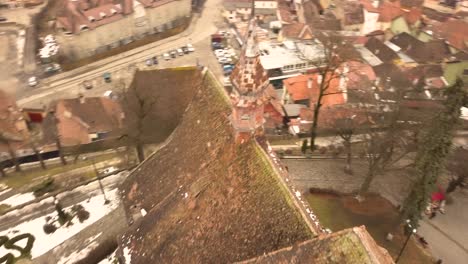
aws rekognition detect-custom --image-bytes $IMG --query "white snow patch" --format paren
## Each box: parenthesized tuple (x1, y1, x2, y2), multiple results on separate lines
(0, 189, 120, 259)
(461, 107, 468, 121)
(123, 246, 132, 264)
(0, 192, 36, 207)
(0, 188, 11, 196)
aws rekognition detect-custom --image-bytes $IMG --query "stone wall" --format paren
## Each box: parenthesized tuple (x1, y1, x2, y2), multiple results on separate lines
(56, 0, 191, 60)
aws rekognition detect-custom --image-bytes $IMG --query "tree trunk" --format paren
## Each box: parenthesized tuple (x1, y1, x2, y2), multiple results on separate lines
(56, 138, 67, 165)
(6, 142, 21, 172)
(344, 140, 352, 174)
(309, 103, 322, 151)
(136, 143, 145, 163)
(32, 144, 46, 170)
(359, 169, 376, 196)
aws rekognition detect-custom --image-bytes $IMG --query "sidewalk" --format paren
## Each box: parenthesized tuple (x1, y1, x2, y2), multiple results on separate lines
(418, 189, 468, 264)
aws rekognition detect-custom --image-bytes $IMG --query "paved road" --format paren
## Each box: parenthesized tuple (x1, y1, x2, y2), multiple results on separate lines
(17, 0, 225, 108)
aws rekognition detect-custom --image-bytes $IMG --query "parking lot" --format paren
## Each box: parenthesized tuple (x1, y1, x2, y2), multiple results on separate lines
(19, 35, 228, 108)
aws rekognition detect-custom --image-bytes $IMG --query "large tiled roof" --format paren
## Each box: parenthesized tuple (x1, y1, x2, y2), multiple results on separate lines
(118, 70, 312, 263)
(240, 226, 394, 264)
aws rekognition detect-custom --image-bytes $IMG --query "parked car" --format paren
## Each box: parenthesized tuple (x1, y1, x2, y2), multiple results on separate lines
(223, 77, 232, 86)
(44, 63, 61, 73)
(100, 166, 118, 175)
(177, 48, 184, 56)
(214, 49, 225, 56)
(212, 42, 224, 50)
(181, 46, 189, 54)
(28, 76, 38, 87)
(152, 56, 158, 65)
(103, 72, 112, 83)
(186, 43, 195, 52)
(218, 57, 232, 64)
(82, 80, 93, 89)
(170, 50, 177, 58)
(145, 58, 153, 66)
(103, 90, 117, 100)
(163, 53, 170, 60)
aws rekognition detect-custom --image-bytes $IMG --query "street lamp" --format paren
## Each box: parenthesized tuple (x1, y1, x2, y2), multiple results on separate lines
(82, 156, 110, 204)
(395, 219, 417, 263)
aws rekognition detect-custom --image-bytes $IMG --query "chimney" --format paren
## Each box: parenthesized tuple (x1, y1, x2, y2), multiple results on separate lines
(78, 93, 85, 104)
(307, 78, 313, 89)
(372, 0, 380, 8)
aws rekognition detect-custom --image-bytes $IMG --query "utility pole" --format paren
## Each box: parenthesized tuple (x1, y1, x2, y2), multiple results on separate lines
(395, 219, 417, 263)
(83, 156, 110, 204)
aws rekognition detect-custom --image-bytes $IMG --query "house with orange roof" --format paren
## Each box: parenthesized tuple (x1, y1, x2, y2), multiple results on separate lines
(282, 73, 345, 107)
(52, 96, 124, 146)
(360, 0, 406, 36)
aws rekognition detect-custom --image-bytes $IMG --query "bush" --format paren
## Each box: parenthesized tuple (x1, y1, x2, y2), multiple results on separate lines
(32, 178, 56, 197)
(43, 223, 57, 234)
(72, 205, 90, 222)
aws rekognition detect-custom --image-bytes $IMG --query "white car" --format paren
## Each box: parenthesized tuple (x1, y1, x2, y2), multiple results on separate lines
(163, 53, 170, 60)
(218, 57, 232, 64)
(28, 76, 38, 87)
(177, 48, 184, 56)
(186, 43, 195, 52)
(100, 166, 118, 175)
(223, 77, 232, 86)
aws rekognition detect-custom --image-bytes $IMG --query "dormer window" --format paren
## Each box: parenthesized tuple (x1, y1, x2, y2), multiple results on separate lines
(88, 16, 95, 22)
(99, 12, 106, 18)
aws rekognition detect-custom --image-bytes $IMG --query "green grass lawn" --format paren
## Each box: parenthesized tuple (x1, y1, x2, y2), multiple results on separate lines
(0, 153, 120, 189)
(306, 192, 434, 264)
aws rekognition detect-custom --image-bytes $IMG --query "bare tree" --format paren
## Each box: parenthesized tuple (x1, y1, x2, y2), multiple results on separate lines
(42, 110, 67, 165)
(28, 129, 46, 170)
(356, 92, 431, 197)
(297, 32, 362, 151)
(0, 132, 21, 172)
(334, 115, 358, 174)
(119, 77, 159, 163)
